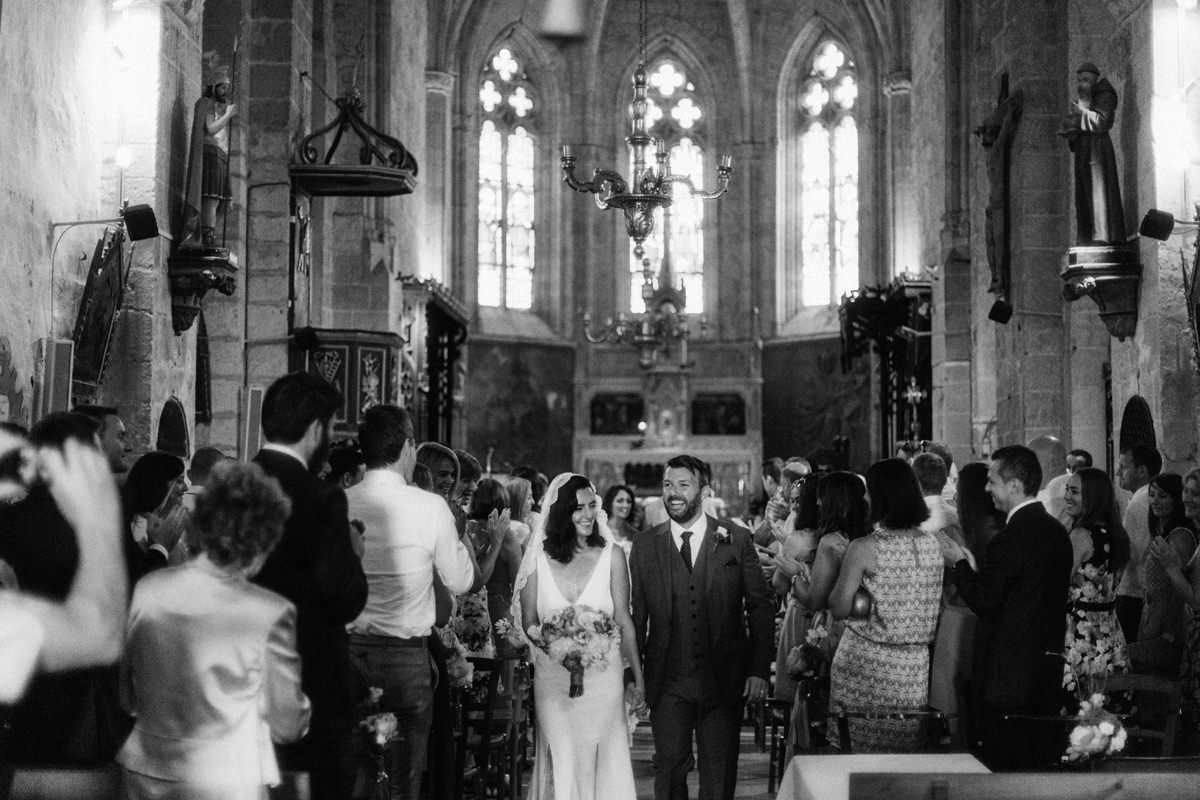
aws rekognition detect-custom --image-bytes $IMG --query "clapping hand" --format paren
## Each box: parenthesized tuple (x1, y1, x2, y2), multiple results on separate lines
(771, 551, 806, 579)
(487, 508, 511, 547)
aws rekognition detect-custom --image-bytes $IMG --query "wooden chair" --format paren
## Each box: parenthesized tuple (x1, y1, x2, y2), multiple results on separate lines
(765, 697, 792, 794)
(834, 707, 951, 753)
(454, 657, 515, 800)
(1105, 671, 1182, 756)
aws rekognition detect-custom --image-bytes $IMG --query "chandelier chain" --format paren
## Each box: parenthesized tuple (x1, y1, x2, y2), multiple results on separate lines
(639, 0, 647, 65)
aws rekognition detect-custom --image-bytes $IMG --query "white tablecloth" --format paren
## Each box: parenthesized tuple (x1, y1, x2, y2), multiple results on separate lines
(776, 753, 990, 800)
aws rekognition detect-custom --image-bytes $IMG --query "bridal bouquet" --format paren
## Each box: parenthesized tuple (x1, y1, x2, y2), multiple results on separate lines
(526, 605, 618, 698)
(1062, 692, 1127, 764)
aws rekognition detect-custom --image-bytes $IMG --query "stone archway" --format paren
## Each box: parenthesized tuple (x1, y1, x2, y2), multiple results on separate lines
(1118, 395, 1156, 454)
(156, 397, 190, 459)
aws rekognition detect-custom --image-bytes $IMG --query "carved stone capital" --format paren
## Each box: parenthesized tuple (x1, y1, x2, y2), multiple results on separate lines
(1061, 243, 1142, 340)
(883, 70, 912, 97)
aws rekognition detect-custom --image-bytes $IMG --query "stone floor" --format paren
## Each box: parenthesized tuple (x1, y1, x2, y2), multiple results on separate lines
(630, 722, 775, 800)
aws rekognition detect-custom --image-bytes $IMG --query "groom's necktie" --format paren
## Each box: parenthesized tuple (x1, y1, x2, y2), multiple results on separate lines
(679, 530, 693, 573)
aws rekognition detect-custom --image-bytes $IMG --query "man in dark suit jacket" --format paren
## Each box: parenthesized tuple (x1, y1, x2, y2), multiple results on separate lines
(940, 444, 1072, 771)
(252, 372, 368, 799)
(630, 454, 774, 800)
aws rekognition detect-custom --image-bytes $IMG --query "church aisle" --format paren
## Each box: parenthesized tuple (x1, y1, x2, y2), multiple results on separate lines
(629, 721, 773, 800)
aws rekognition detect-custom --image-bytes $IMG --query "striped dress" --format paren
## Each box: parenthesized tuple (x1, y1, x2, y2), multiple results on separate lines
(829, 528, 943, 752)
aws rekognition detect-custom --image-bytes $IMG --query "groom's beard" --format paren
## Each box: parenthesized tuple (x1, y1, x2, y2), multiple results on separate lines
(664, 492, 703, 524)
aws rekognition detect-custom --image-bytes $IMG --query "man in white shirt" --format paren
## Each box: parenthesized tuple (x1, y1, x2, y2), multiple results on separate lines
(347, 405, 474, 800)
(1116, 444, 1162, 641)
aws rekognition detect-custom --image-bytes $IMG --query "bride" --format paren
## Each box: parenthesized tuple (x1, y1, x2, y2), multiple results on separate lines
(513, 473, 644, 800)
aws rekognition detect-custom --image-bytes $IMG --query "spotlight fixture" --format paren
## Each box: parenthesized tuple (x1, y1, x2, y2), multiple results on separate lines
(1140, 207, 1200, 241)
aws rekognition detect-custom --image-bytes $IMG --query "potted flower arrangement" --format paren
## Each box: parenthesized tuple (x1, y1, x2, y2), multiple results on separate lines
(1062, 692, 1127, 764)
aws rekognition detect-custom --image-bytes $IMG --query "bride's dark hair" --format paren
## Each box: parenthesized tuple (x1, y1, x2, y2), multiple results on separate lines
(544, 474, 604, 563)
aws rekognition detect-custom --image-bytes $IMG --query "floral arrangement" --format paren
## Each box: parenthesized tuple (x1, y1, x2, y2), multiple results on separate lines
(449, 590, 495, 657)
(493, 617, 528, 655)
(526, 604, 619, 698)
(1063, 565, 1128, 694)
(438, 627, 475, 688)
(1063, 692, 1127, 763)
(354, 687, 400, 799)
(786, 619, 832, 681)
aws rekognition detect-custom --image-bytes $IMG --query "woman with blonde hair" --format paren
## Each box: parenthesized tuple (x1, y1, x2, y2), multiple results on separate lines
(117, 462, 310, 799)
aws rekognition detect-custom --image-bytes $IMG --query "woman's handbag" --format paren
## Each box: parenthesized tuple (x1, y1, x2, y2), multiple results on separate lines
(848, 586, 873, 620)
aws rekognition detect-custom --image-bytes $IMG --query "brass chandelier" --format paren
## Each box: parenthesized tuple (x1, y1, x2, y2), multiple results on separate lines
(562, 0, 733, 370)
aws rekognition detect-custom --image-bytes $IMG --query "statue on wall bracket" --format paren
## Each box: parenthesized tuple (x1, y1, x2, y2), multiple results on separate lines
(975, 73, 1022, 324)
(168, 51, 240, 335)
(1058, 62, 1142, 341)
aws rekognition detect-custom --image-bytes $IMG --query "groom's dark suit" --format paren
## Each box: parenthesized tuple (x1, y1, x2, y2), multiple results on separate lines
(950, 499, 1071, 770)
(630, 515, 773, 800)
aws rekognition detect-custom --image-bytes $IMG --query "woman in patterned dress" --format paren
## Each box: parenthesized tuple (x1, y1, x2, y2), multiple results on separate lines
(828, 459, 943, 752)
(1061, 467, 1130, 695)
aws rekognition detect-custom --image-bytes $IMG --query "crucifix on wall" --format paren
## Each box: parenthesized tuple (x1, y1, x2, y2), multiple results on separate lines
(975, 73, 1023, 324)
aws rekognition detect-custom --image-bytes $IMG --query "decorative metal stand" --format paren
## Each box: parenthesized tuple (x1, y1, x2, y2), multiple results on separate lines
(290, 82, 418, 197)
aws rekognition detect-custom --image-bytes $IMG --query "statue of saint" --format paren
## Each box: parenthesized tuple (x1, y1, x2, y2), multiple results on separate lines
(181, 65, 237, 249)
(975, 76, 1023, 299)
(1059, 62, 1126, 244)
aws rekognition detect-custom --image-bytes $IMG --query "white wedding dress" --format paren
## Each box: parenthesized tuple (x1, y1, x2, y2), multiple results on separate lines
(526, 540, 636, 800)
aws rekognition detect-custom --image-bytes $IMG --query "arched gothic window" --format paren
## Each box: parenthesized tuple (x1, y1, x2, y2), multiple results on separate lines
(629, 58, 705, 314)
(798, 42, 858, 307)
(478, 47, 536, 310)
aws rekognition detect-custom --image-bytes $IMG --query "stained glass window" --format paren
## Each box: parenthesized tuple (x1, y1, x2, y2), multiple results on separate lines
(629, 59, 706, 314)
(478, 47, 536, 309)
(798, 41, 858, 307)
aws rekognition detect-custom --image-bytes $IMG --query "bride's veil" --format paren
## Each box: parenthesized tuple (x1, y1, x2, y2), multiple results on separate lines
(510, 471, 612, 648)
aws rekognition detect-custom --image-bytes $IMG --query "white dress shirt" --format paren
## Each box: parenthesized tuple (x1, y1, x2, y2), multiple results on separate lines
(1118, 484, 1150, 599)
(347, 469, 474, 639)
(1005, 497, 1041, 524)
(669, 516, 707, 569)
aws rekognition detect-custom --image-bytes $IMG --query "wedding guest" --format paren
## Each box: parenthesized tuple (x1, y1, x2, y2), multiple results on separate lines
(1130, 473, 1195, 674)
(755, 458, 810, 547)
(506, 476, 535, 549)
(252, 372, 367, 799)
(117, 461, 310, 800)
(1061, 467, 1130, 694)
(829, 459, 941, 752)
(411, 462, 434, 492)
(602, 484, 640, 555)
(1067, 448, 1093, 474)
(346, 405, 473, 800)
(0, 424, 125, 704)
(0, 412, 133, 764)
(915, 453, 974, 745)
(1147, 468, 1200, 731)
(783, 471, 868, 752)
(323, 439, 365, 491)
(955, 462, 1003, 559)
(73, 404, 132, 475)
(941, 445, 1072, 770)
(1117, 445, 1162, 641)
(122, 452, 187, 582)
(467, 478, 521, 632)
(454, 449, 482, 512)
(769, 475, 820, 706)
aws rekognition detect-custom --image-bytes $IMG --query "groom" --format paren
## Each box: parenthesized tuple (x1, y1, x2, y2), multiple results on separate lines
(630, 454, 774, 800)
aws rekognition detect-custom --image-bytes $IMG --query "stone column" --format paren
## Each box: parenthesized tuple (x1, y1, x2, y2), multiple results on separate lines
(242, 0, 313, 405)
(988, 2, 1070, 447)
(884, 70, 917, 278)
(423, 70, 455, 286)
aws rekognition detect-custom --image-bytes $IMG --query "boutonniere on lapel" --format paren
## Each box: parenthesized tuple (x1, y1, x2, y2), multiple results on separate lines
(712, 528, 731, 550)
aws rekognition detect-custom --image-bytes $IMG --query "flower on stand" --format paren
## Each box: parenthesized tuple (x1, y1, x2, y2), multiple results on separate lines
(527, 604, 619, 698)
(353, 687, 402, 800)
(438, 627, 475, 689)
(1062, 693, 1127, 764)
(493, 617, 528, 656)
(449, 591, 495, 657)
(361, 711, 399, 749)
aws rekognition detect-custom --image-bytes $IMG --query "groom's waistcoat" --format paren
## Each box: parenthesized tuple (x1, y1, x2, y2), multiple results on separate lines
(665, 540, 710, 680)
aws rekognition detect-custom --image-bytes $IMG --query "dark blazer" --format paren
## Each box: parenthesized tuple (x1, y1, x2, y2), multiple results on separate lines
(952, 500, 1072, 709)
(629, 515, 774, 708)
(251, 449, 367, 733)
